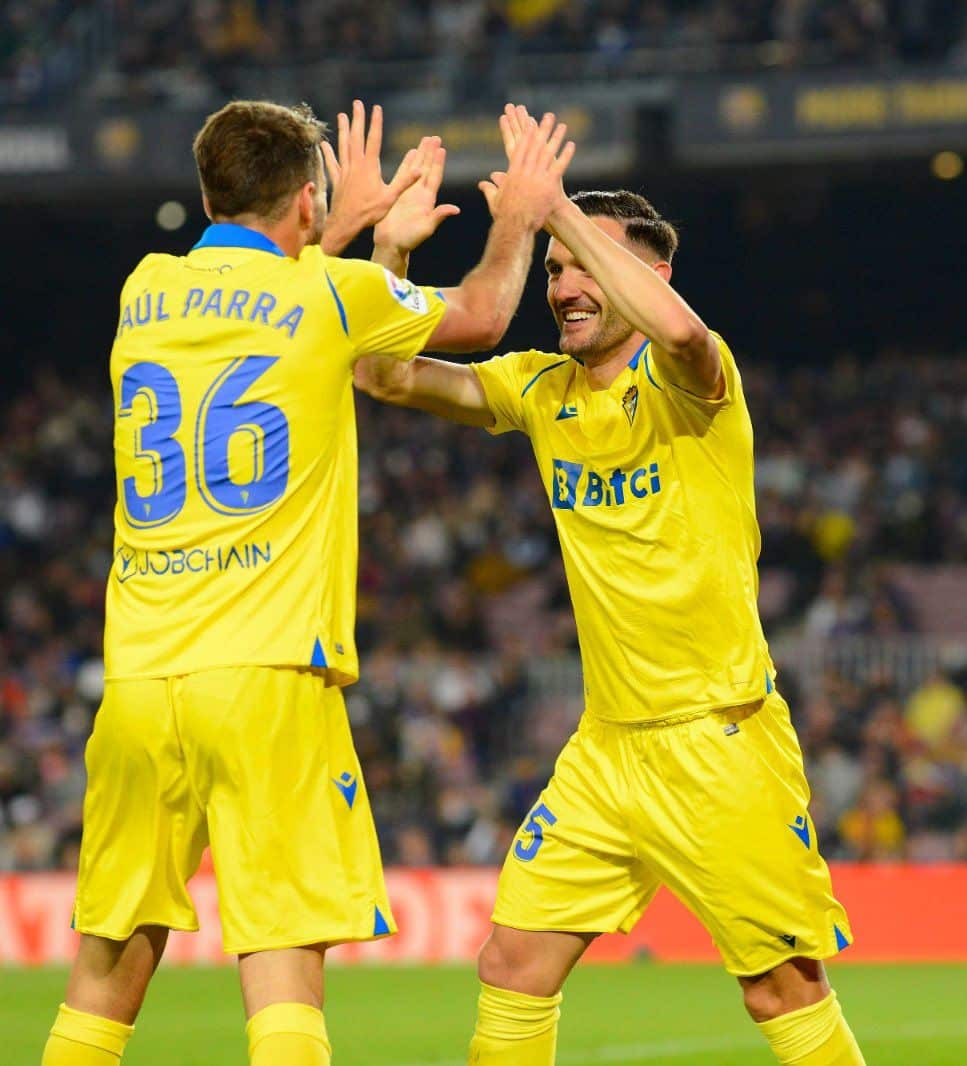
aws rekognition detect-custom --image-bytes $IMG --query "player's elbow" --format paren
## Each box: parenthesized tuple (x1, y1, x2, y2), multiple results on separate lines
(478, 310, 509, 351)
(352, 358, 412, 405)
(662, 317, 709, 360)
(450, 313, 507, 353)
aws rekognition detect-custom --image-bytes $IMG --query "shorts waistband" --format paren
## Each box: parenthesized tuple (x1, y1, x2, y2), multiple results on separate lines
(583, 699, 765, 732)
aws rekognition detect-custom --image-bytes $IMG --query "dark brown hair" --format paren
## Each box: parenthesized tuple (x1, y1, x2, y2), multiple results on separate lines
(193, 100, 327, 221)
(570, 190, 679, 262)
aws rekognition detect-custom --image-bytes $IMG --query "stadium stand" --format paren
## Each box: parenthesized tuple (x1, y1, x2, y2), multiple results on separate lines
(2, 1, 965, 106)
(0, 357, 964, 872)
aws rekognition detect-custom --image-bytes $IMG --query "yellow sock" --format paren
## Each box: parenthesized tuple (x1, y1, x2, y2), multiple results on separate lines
(756, 990, 865, 1065)
(467, 982, 561, 1065)
(247, 1002, 331, 1066)
(42, 1003, 134, 1064)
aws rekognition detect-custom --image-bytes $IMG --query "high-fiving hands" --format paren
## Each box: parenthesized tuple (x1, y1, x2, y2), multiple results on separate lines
(374, 136, 461, 258)
(478, 105, 574, 231)
(321, 100, 424, 255)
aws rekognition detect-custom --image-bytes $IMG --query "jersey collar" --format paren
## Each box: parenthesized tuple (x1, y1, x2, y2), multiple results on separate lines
(568, 338, 649, 371)
(192, 223, 286, 257)
(627, 340, 649, 370)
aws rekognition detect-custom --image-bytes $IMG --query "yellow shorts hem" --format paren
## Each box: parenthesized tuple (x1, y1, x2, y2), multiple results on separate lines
(723, 943, 849, 978)
(491, 913, 615, 936)
(222, 927, 397, 955)
(72, 918, 200, 941)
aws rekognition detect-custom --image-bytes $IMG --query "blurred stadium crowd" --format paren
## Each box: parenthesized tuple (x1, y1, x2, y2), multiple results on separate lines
(0, 354, 964, 872)
(3, 1, 965, 107)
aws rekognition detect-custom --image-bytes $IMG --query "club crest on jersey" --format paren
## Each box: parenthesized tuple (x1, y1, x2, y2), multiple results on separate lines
(622, 384, 638, 426)
(383, 269, 428, 315)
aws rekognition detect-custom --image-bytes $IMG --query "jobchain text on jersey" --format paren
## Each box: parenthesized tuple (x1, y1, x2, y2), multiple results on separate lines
(114, 540, 272, 584)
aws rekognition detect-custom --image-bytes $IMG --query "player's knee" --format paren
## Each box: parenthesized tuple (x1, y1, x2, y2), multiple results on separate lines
(741, 978, 787, 1022)
(477, 932, 517, 989)
(477, 933, 558, 998)
(739, 957, 828, 1022)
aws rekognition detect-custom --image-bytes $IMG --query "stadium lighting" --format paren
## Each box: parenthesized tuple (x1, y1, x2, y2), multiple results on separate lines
(156, 200, 188, 230)
(931, 151, 964, 180)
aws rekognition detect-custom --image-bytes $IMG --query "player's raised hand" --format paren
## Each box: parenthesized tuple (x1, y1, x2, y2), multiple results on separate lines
(478, 108, 574, 231)
(321, 100, 422, 255)
(373, 136, 461, 257)
(499, 102, 528, 157)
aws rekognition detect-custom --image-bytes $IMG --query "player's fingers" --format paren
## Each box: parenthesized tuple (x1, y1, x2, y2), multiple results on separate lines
(477, 180, 498, 213)
(510, 103, 528, 135)
(388, 151, 422, 197)
(515, 104, 534, 141)
(320, 140, 341, 184)
(553, 140, 576, 175)
(538, 112, 556, 140)
(500, 105, 520, 156)
(427, 145, 447, 192)
(350, 99, 366, 156)
(432, 203, 461, 224)
(337, 111, 350, 166)
(490, 170, 507, 187)
(420, 137, 441, 186)
(498, 114, 517, 161)
(546, 122, 567, 159)
(365, 104, 383, 159)
(515, 119, 541, 168)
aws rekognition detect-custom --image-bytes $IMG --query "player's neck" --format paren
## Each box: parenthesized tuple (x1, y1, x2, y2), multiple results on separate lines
(580, 334, 647, 391)
(213, 213, 304, 259)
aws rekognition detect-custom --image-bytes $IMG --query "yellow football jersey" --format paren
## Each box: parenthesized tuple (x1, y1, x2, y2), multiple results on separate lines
(472, 335, 774, 723)
(106, 223, 445, 682)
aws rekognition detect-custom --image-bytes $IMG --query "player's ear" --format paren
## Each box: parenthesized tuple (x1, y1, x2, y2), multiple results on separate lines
(201, 192, 213, 222)
(298, 182, 316, 229)
(653, 261, 672, 283)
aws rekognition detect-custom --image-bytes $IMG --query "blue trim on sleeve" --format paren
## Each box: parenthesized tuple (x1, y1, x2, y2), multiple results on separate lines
(325, 272, 349, 335)
(192, 223, 286, 257)
(627, 339, 649, 371)
(520, 359, 569, 399)
(643, 346, 662, 391)
(765, 671, 774, 695)
(311, 638, 328, 668)
(434, 290, 447, 303)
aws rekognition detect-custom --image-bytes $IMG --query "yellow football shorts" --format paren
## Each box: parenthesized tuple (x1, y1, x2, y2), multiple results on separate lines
(73, 666, 395, 954)
(494, 691, 852, 976)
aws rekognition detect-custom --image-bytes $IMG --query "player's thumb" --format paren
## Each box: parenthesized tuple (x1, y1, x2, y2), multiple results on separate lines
(477, 181, 498, 214)
(433, 204, 461, 225)
(388, 158, 422, 197)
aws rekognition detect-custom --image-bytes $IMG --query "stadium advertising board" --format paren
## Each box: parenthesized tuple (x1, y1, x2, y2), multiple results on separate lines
(0, 101, 633, 197)
(676, 67, 967, 163)
(3, 865, 965, 966)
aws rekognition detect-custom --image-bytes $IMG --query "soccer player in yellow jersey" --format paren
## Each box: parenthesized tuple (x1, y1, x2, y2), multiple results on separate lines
(355, 105, 866, 1066)
(40, 101, 575, 1066)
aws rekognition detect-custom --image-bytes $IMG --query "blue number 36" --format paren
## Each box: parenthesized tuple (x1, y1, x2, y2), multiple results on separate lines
(514, 802, 557, 862)
(118, 356, 289, 527)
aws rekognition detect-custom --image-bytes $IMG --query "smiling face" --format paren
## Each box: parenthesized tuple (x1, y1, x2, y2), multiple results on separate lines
(545, 215, 661, 363)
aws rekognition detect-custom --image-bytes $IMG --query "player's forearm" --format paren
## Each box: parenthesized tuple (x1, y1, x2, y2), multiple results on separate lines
(371, 242, 409, 278)
(355, 355, 494, 427)
(547, 199, 708, 355)
(321, 215, 360, 257)
(448, 213, 539, 351)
